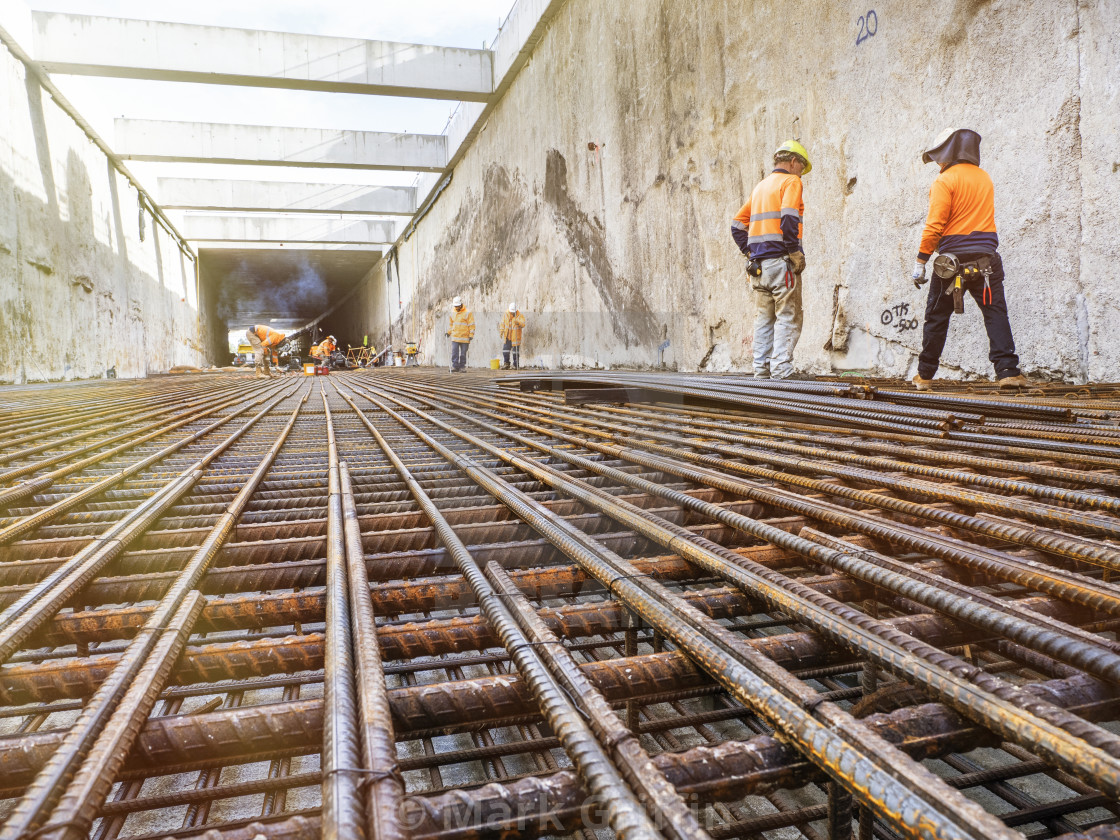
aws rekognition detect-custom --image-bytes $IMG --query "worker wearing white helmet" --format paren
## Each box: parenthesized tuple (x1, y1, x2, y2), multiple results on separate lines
(498, 302, 527, 369)
(731, 140, 811, 380)
(446, 295, 475, 372)
(310, 334, 337, 361)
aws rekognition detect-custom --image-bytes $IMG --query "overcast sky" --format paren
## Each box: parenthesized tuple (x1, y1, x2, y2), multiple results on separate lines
(24, 1, 516, 192)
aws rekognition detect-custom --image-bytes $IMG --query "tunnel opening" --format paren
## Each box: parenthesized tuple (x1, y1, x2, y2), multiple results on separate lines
(198, 248, 381, 366)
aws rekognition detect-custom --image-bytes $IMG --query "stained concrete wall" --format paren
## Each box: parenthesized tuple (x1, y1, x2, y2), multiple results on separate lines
(0, 32, 204, 383)
(358, 0, 1119, 382)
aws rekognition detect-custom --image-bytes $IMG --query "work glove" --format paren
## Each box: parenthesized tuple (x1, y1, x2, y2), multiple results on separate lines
(911, 260, 928, 289)
(445, 331, 450, 337)
(788, 252, 806, 274)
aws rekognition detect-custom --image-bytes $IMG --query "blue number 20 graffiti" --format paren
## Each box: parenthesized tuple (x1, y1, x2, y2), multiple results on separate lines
(856, 10, 878, 45)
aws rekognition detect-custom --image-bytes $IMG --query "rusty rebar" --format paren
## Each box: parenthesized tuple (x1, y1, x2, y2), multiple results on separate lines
(365, 381, 1120, 802)
(340, 385, 672, 840)
(343, 381, 1020, 840)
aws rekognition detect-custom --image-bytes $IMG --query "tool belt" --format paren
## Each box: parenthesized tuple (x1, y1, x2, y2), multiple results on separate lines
(932, 253, 993, 313)
(747, 256, 794, 294)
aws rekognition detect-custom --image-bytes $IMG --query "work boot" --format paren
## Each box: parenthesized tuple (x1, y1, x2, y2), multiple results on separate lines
(266, 369, 277, 378)
(997, 374, 1029, 389)
(254, 371, 266, 379)
(912, 374, 934, 391)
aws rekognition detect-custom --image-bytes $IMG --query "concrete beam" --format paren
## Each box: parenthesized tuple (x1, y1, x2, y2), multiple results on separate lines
(178, 216, 397, 245)
(158, 179, 417, 216)
(115, 120, 448, 172)
(31, 13, 493, 101)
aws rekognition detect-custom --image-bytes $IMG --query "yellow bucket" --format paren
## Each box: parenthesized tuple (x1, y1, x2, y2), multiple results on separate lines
(303, 363, 316, 376)
(490, 358, 500, 370)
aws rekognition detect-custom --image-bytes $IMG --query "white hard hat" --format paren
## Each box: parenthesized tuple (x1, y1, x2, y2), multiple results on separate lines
(509, 302, 518, 313)
(452, 295, 463, 307)
(327, 335, 336, 342)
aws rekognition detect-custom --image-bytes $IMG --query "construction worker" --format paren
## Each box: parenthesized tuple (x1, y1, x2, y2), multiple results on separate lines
(910, 128, 1027, 390)
(498, 302, 527, 369)
(245, 324, 285, 378)
(446, 295, 475, 372)
(310, 335, 337, 362)
(732, 140, 810, 379)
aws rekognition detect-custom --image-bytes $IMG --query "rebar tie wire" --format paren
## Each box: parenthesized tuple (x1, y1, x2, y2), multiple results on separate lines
(607, 573, 651, 599)
(801, 694, 829, 714)
(321, 767, 403, 791)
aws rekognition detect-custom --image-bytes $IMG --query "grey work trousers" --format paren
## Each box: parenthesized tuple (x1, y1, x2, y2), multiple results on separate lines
(751, 257, 803, 378)
(246, 332, 271, 374)
(451, 341, 469, 371)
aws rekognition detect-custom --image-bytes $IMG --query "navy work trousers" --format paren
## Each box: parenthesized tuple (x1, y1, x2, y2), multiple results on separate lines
(502, 339, 520, 369)
(917, 251, 1021, 380)
(451, 341, 469, 371)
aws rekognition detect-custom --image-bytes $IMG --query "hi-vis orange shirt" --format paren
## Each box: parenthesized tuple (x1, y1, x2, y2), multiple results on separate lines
(250, 325, 285, 348)
(918, 163, 998, 260)
(731, 169, 804, 260)
(310, 339, 336, 359)
(448, 308, 475, 342)
(499, 311, 527, 345)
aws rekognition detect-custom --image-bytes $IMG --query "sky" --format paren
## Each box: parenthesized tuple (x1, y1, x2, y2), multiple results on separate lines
(23, 1, 516, 192)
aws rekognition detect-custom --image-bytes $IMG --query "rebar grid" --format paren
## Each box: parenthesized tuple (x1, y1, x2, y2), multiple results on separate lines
(1, 370, 1119, 840)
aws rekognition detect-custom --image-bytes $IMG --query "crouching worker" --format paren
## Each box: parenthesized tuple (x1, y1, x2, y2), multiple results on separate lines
(246, 324, 285, 378)
(499, 303, 527, 369)
(910, 128, 1027, 390)
(310, 335, 337, 363)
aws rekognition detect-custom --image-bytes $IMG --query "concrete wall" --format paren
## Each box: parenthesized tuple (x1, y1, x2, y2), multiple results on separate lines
(359, 0, 1120, 382)
(0, 31, 203, 383)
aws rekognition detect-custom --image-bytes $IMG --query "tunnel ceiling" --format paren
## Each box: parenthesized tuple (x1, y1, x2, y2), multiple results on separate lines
(200, 248, 381, 333)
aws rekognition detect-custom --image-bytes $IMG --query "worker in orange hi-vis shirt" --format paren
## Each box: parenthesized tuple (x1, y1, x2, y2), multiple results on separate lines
(731, 140, 810, 380)
(310, 335, 337, 361)
(245, 324, 285, 378)
(909, 128, 1027, 392)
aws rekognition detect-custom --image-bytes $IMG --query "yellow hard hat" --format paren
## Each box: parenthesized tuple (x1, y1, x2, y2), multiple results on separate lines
(775, 140, 811, 174)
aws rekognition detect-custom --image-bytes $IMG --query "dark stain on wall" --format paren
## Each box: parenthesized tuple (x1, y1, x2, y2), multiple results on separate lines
(423, 162, 538, 305)
(543, 148, 658, 347)
(475, 163, 540, 296)
(413, 150, 659, 352)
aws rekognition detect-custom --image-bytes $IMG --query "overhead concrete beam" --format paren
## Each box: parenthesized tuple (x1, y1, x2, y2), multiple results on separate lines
(115, 120, 448, 172)
(194, 242, 381, 252)
(158, 179, 417, 216)
(31, 13, 494, 101)
(178, 216, 397, 245)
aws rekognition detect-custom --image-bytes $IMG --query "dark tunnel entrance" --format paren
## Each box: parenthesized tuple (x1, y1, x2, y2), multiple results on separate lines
(197, 248, 380, 365)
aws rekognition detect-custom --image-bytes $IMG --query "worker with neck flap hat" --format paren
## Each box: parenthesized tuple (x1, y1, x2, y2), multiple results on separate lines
(910, 129, 1028, 391)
